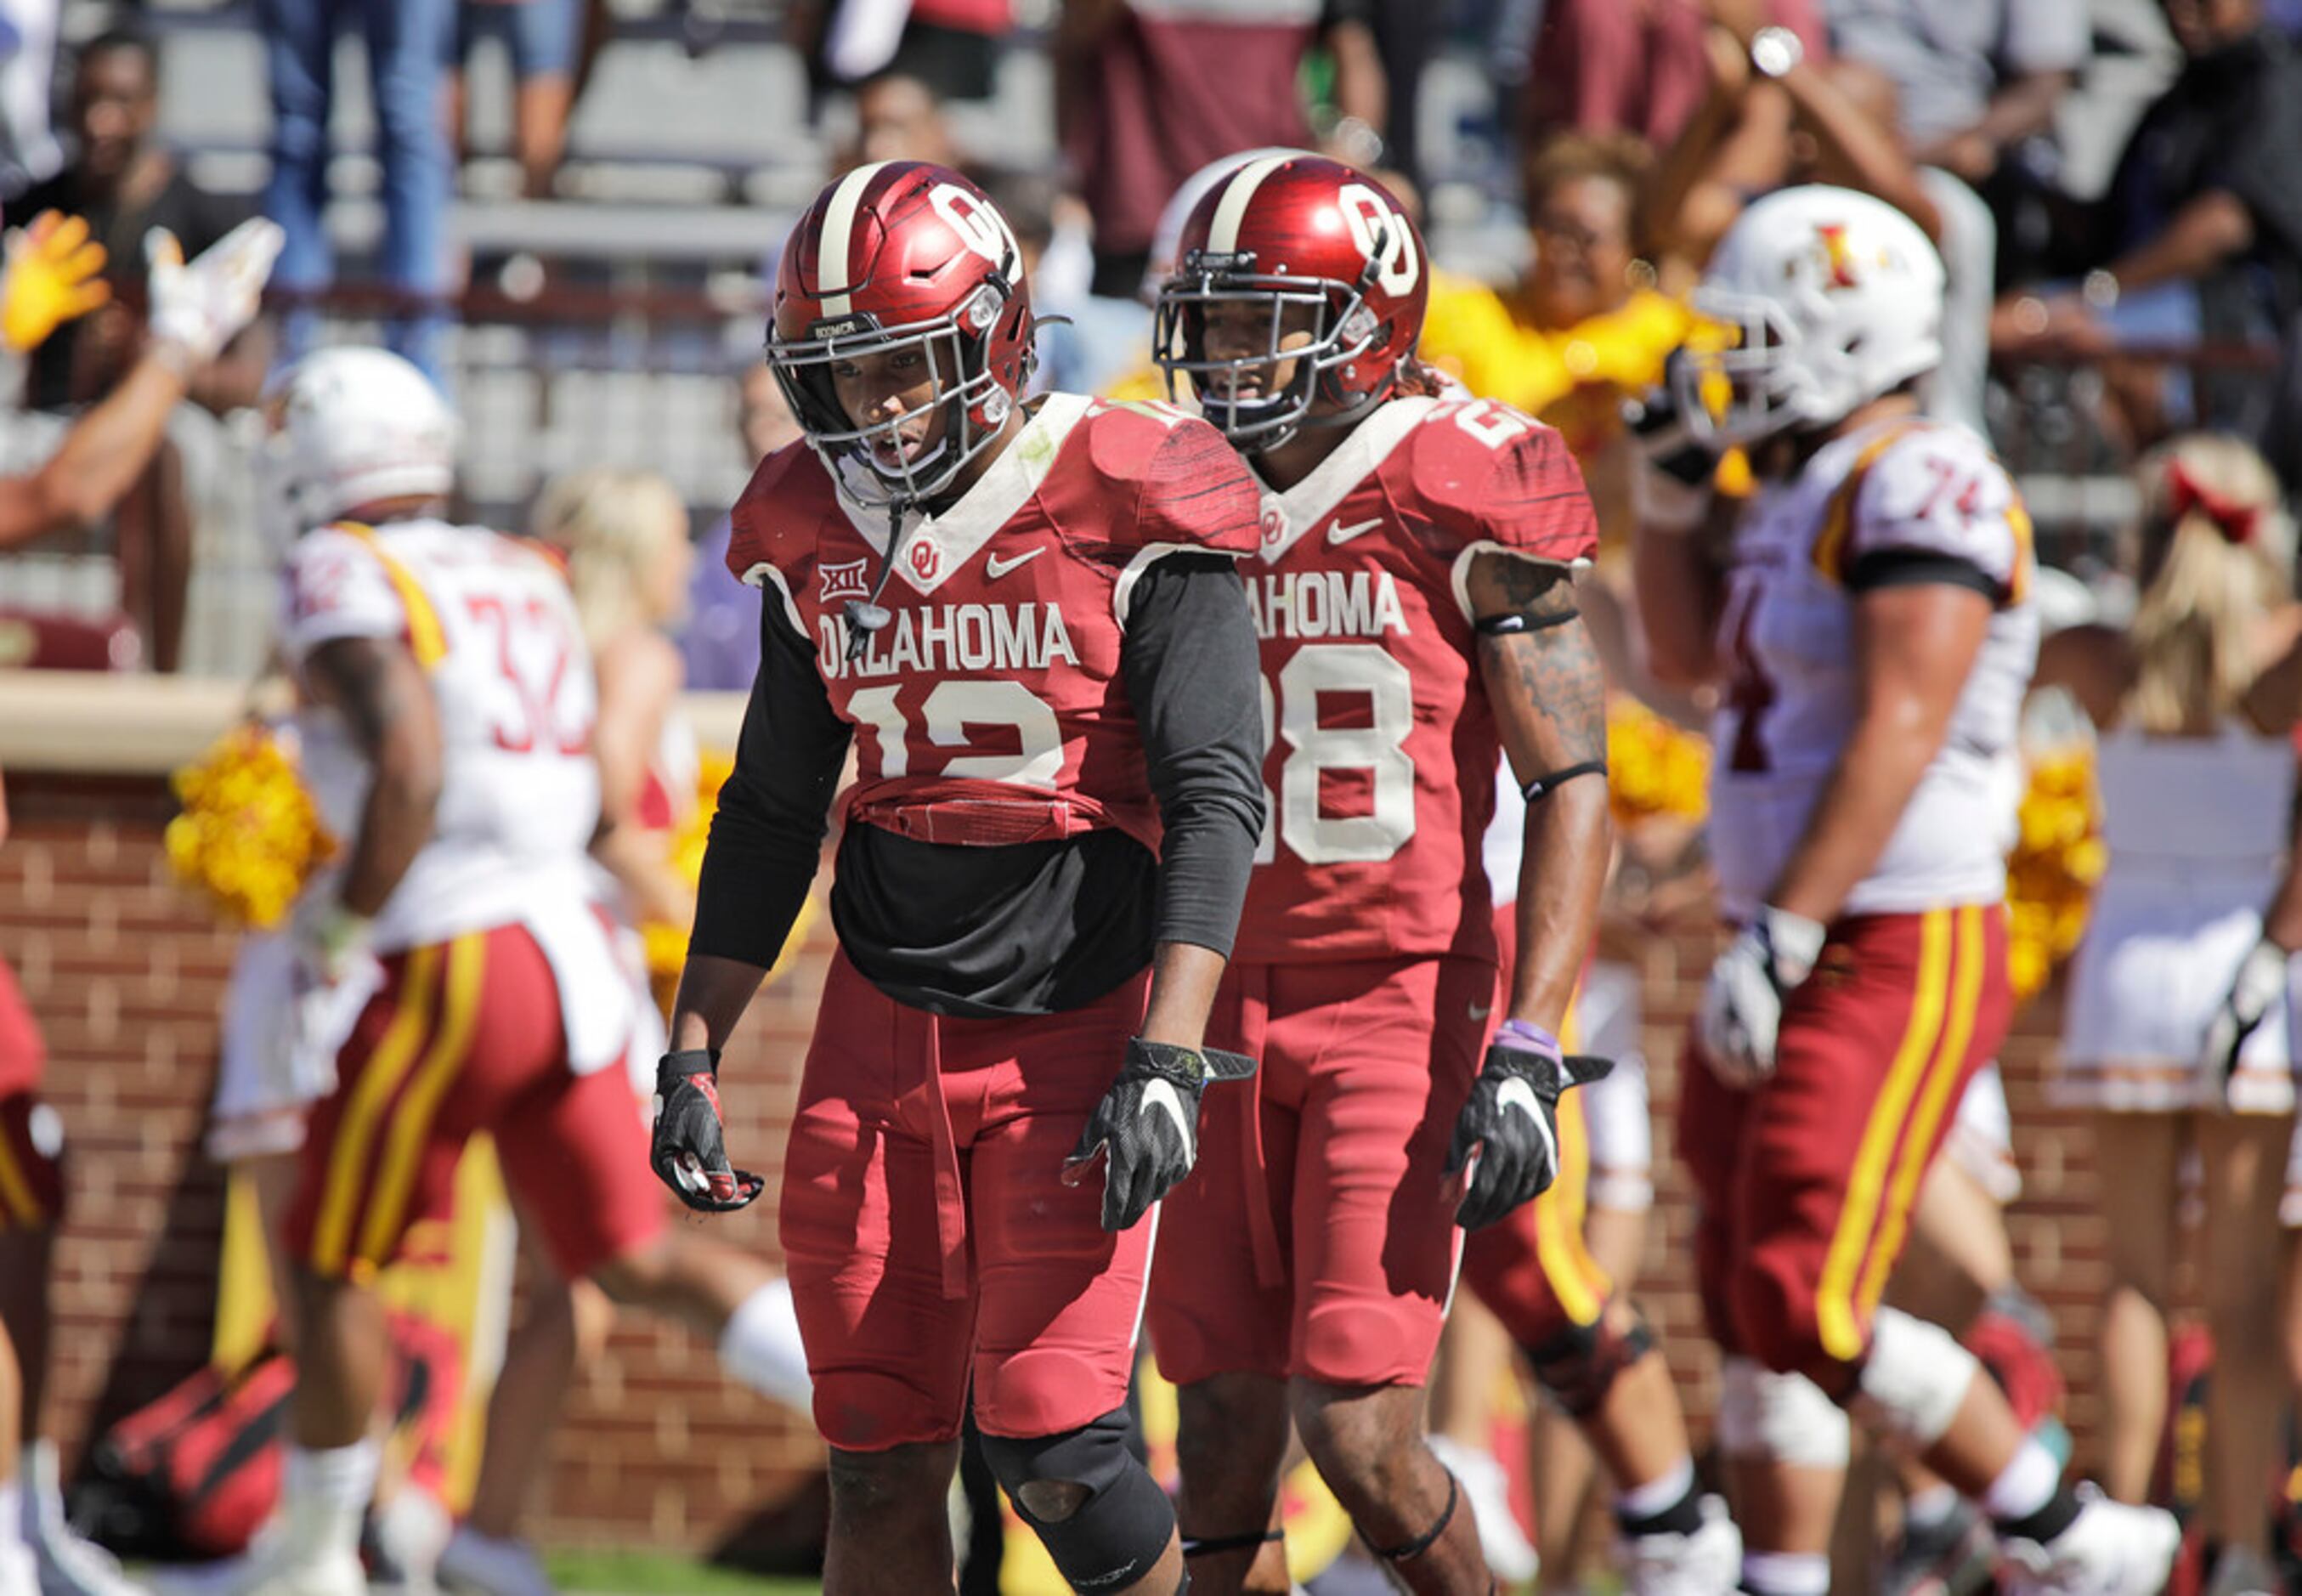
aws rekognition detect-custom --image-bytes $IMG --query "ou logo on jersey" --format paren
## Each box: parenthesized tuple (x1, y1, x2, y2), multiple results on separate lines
(931, 184, 1022, 274)
(1337, 183, 1419, 297)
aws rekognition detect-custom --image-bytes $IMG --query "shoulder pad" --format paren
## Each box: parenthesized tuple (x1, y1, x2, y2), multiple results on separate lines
(1826, 423, 2028, 599)
(1079, 400, 1264, 557)
(1408, 399, 1599, 565)
(726, 441, 834, 586)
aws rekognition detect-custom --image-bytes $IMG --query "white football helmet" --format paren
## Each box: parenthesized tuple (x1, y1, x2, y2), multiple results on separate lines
(1677, 185, 1944, 446)
(263, 347, 458, 529)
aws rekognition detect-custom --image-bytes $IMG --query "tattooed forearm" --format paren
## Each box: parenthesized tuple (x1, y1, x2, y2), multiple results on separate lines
(1466, 551, 1612, 1031)
(1481, 623, 1609, 772)
(1465, 552, 1608, 776)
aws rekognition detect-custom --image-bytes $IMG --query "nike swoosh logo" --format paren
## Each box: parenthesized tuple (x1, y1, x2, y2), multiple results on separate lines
(1468, 1001, 1493, 1021)
(1141, 1079, 1195, 1160)
(1495, 1076, 1558, 1169)
(985, 547, 1044, 579)
(1326, 518, 1383, 546)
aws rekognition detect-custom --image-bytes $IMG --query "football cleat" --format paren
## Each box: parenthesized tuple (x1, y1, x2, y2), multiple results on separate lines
(436, 1526, 557, 1596)
(1425, 1436, 1536, 1583)
(20, 1441, 147, 1596)
(1999, 1486, 2180, 1596)
(1617, 1493, 1741, 1596)
(2202, 1544, 2280, 1596)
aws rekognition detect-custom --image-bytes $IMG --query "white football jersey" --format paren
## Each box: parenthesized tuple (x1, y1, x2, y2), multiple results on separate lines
(1707, 419, 2039, 920)
(281, 518, 602, 954)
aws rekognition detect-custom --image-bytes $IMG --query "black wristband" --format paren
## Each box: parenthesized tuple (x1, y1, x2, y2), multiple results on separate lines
(1475, 608, 1579, 636)
(657, 1047, 721, 1083)
(1523, 761, 1607, 802)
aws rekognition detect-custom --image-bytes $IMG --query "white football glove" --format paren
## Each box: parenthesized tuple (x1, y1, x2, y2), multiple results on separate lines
(1700, 905, 1826, 1089)
(146, 217, 285, 365)
(2203, 935, 2292, 1106)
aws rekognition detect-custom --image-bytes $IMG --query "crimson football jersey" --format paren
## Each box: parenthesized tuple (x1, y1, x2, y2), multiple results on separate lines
(1231, 394, 1598, 965)
(726, 393, 1263, 848)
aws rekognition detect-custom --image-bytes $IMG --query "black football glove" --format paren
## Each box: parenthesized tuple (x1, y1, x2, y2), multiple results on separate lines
(651, 1049, 765, 1214)
(1063, 1037, 1257, 1232)
(1445, 1022, 1613, 1230)
(1624, 350, 1720, 535)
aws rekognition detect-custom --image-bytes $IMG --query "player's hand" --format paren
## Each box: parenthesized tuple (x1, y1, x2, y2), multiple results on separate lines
(1625, 354, 1717, 535)
(291, 898, 373, 989)
(146, 217, 284, 365)
(1064, 1037, 1256, 1232)
(651, 1049, 765, 1213)
(2203, 936, 2290, 1105)
(1445, 1021, 1612, 1229)
(2, 211, 110, 353)
(1700, 905, 1826, 1088)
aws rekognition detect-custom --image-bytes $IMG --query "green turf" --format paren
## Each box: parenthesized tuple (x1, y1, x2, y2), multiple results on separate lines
(545, 1548, 822, 1593)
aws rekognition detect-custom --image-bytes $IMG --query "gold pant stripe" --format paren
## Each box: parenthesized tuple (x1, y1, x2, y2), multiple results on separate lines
(356, 932, 488, 1269)
(1815, 908, 1952, 1363)
(1855, 904, 1987, 1322)
(312, 944, 443, 1275)
(0, 1121, 43, 1227)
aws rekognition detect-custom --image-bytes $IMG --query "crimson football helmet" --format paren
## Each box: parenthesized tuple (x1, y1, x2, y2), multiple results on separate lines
(767, 160, 1035, 506)
(1155, 152, 1427, 452)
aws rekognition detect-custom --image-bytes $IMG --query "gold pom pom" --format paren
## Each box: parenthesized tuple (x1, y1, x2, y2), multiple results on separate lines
(165, 725, 337, 929)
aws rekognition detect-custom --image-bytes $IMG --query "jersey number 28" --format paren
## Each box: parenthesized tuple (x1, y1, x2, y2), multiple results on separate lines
(1258, 643, 1417, 865)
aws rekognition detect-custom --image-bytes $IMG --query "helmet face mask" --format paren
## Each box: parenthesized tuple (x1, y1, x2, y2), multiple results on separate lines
(1156, 258, 1379, 452)
(1674, 286, 1814, 447)
(769, 291, 1013, 506)
(767, 162, 1032, 510)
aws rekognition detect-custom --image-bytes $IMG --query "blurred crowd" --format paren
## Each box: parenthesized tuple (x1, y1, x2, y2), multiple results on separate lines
(0, 1, 2299, 1593)
(0, 0, 2289, 676)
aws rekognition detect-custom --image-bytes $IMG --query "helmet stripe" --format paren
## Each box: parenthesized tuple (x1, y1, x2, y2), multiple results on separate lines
(817, 159, 895, 317)
(1206, 152, 1294, 256)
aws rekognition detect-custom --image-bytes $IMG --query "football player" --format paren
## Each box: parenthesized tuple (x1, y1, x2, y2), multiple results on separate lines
(653, 161, 1266, 1596)
(1632, 185, 2178, 1596)
(195, 348, 808, 1596)
(1142, 153, 1719, 1596)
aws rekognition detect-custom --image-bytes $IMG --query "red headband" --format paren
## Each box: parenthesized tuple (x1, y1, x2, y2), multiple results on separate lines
(2166, 456, 2263, 546)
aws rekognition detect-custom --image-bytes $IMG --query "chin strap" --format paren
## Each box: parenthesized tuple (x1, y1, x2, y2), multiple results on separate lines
(843, 497, 915, 662)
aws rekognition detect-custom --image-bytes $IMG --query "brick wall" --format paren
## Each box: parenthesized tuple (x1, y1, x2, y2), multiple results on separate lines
(0, 772, 2137, 1561)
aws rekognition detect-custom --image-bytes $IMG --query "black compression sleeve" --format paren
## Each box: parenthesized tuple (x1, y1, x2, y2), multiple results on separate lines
(1120, 554, 1266, 958)
(688, 607, 853, 968)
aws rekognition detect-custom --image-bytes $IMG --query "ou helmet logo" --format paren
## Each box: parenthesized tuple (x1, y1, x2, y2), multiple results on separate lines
(930, 184, 1022, 274)
(1337, 184, 1419, 297)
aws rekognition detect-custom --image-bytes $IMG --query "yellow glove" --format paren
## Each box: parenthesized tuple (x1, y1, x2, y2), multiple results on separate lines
(2, 211, 110, 352)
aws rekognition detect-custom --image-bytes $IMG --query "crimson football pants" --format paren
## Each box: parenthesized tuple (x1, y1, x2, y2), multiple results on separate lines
(1678, 904, 2012, 1388)
(0, 954, 59, 1230)
(780, 952, 1156, 1450)
(1148, 954, 1489, 1389)
(285, 923, 664, 1284)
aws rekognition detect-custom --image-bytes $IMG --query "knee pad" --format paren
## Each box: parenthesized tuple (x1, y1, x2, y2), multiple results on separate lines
(1525, 1297, 1656, 1418)
(1714, 1357, 1851, 1468)
(979, 1406, 1176, 1594)
(1853, 1307, 1980, 1447)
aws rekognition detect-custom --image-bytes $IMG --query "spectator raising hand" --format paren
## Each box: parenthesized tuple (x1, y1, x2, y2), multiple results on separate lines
(0, 218, 281, 551)
(0, 212, 109, 353)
